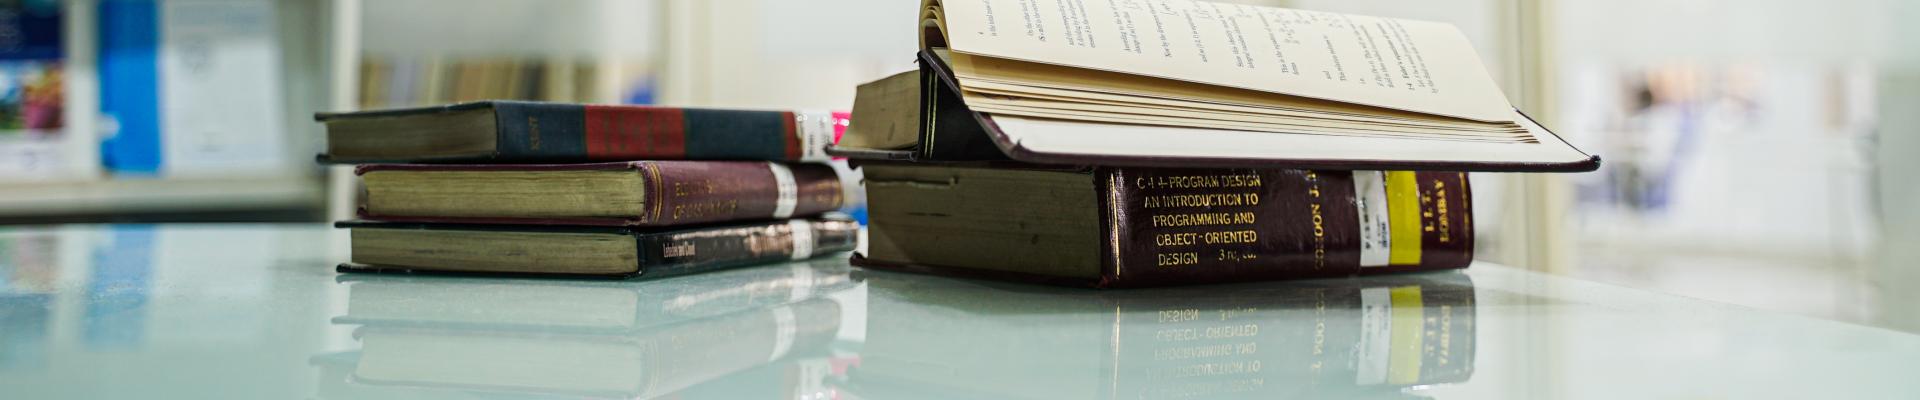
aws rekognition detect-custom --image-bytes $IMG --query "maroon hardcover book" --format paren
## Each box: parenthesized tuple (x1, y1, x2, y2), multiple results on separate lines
(855, 164, 1472, 288)
(356, 161, 844, 227)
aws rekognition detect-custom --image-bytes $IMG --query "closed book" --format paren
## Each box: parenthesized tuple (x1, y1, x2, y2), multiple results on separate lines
(338, 218, 859, 278)
(354, 161, 844, 227)
(848, 270, 1476, 399)
(316, 100, 839, 163)
(855, 162, 1471, 288)
(331, 260, 856, 332)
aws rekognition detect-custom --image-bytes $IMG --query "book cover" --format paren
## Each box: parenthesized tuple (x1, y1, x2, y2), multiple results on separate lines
(355, 161, 845, 227)
(338, 218, 860, 279)
(856, 164, 1472, 288)
(316, 100, 841, 163)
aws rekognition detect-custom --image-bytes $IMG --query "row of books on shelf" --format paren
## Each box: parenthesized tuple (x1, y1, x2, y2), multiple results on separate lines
(358, 56, 640, 109)
(309, 259, 1477, 399)
(324, 0, 1598, 287)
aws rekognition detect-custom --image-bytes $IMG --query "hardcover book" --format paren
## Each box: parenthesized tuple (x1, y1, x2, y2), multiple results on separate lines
(856, 162, 1470, 288)
(338, 218, 859, 278)
(848, 270, 1477, 399)
(832, 0, 1600, 172)
(354, 161, 844, 226)
(316, 100, 840, 163)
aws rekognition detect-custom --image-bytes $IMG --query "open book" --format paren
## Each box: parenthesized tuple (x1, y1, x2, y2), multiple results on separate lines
(837, 0, 1598, 171)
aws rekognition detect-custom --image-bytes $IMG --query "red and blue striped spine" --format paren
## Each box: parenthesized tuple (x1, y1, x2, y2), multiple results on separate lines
(492, 101, 806, 162)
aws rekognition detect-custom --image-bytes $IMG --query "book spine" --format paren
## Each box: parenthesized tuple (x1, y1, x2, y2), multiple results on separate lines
(634, 161, 845, 226)
(916, 55, 1020, 161)
(1098, 169, 1473, 288)
(633, 219, 859, 279)
(491, 102, 835, 162)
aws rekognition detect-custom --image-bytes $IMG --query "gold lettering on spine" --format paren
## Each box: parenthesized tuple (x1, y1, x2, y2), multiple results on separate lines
(526, 116, 542, 149)
(1156, 252, 1199, 266)
(1135, 174, 1262, 189)
(1138, 172, 1269, 268)
(1306, 172, 1327, 269)
(1425, 179, 1451, 243)
(1143, 193, 1255, 208)
(672, 181, 716, 197)
(1150, 211, 1257, 227)
(671, 200, 740, 220)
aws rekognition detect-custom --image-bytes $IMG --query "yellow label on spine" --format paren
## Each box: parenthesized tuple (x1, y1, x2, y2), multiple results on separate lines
(1387, 286, 1425, 384)
(1385, 172, 1424, 265)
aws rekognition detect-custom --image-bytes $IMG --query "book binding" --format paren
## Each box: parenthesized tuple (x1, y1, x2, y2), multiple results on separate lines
(338, 218, 861, 279)
(852, 168, 1471, 288)
(355, 161, 845, 227)
(317, 100, 838, 163)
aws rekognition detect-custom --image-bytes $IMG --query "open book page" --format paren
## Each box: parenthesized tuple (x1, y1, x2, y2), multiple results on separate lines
(946, 51, 1512, 129)
(927, 0, 1516, 123)
(970, 102, 1531, 142)
(960, 77, 1506, 130)
(962, 88, 1525, 134)
(991, 114, 1593, 167)
(965, 95, 1532, 141)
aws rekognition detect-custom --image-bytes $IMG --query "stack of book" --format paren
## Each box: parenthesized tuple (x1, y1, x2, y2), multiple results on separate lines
(831, 0, 1599, 288)
(318, 101, 859, 278)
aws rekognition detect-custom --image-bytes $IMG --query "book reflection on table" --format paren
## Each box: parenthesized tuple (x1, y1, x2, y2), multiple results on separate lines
(847, 270, 1477, 400)
(312, 259, 859, 400)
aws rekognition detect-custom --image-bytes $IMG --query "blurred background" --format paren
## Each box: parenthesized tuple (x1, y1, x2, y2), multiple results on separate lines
(0, 0, 1915, 333)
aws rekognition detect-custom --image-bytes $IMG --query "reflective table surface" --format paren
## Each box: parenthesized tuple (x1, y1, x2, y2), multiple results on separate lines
(2, 224, 1917, 399)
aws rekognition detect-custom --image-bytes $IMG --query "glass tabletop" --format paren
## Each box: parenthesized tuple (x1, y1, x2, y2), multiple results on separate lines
(1, 224, 1916, 399)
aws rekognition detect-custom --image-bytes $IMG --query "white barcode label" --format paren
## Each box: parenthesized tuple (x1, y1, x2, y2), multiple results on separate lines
(1352, 171, 1392, 267)
(795, 111, 836, 162)
(769, 163, 798, 219)
(787, 219, 815, 261)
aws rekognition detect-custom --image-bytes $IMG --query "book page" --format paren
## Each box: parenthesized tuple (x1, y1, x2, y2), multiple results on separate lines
(991, 114, 1594, 166)
(968, 102, 1529, 142)
(946, 50, 1508, 128)
(929, 0, 1516, 122)
(964, 95, 1531, 140)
